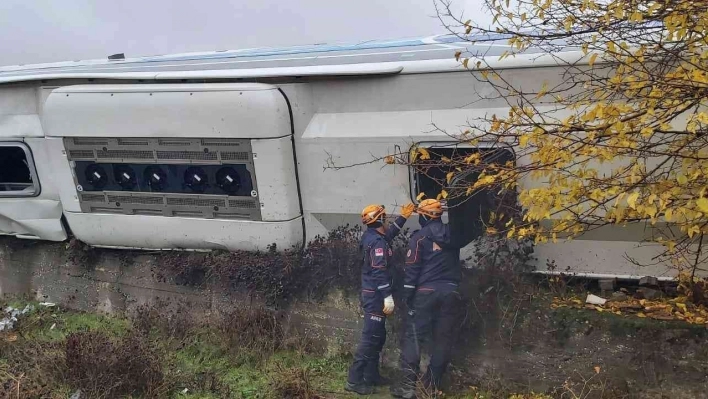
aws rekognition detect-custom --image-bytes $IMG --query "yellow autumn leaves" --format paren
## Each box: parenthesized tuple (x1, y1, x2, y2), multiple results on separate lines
(552, 295, 708, 325)
(377, 0, 708, 271)
(697, 198, 708, 213)
(445, 0, 708, 261)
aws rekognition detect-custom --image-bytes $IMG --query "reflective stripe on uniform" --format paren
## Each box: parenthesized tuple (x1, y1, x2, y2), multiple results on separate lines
(404, 285, 415, 289)
(405, 237, 425, 264)
(377, 283, 390, 289)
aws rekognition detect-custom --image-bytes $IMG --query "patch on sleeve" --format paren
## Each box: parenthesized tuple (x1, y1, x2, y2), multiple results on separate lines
(375, 248, 384, 257)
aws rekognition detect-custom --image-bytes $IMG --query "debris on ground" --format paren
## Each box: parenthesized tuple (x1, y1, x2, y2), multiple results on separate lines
(585, 294, 607, 306)
(553, 295, 708, 325)
(608, 292, 629, 302)
(639, 276, 660, 288)
(0, 304, 34, 331)
(598, 278, 616, 292)
(637, 287, 664, 300)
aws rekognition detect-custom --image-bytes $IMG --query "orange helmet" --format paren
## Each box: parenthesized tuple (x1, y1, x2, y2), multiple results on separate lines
(361, 204, 386, 225)
(417, 199, 443, 219)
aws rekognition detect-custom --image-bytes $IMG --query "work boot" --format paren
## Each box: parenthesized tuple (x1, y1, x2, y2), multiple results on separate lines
(344, 381, 374, 395)
(390, 384, 416, 399)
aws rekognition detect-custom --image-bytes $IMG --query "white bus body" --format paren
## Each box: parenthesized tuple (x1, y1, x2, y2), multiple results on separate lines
(0, 35, 673, 278)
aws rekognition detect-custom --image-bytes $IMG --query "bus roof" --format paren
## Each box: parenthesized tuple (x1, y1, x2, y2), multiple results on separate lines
(0, 33, 574, 84)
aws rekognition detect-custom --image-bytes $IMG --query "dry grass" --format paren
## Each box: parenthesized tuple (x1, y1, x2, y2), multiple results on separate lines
(64, 330, 172, 398)
(270, 364, 325, 399)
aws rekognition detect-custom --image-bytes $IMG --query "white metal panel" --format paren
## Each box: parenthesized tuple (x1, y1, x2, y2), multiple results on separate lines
(0, 200, 65, 241)
(0, 87, 42, 138)
(63, 212, 303, 251)
(0, 138, 67, 241)
(38, 86, 59, 117)
(0, 87, 37, 116)
(308, 67, 573, 114)
(252, 136, 301, 221)
(301, 109, 521, 141)
(42, 84, 291, 139)
(0, 115, 43, 138)
(297, 140, 412, 216)
(532, 240, 674, 277)
(44, 138, 81, 213)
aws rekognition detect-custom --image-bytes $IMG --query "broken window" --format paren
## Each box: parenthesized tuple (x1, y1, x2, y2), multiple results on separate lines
(0, 143, 39, 197)
(410, 144, 515, 247)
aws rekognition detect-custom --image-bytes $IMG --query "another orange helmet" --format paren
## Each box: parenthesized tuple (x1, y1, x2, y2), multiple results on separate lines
(417, 199, 443, 219)
(361, 204, 386, 225)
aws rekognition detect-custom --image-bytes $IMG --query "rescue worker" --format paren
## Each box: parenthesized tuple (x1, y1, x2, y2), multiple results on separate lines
(345, 202, 416, 395)
(391, 198, 463, 399)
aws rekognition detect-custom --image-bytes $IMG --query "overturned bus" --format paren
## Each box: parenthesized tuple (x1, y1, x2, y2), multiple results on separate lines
(0, 34, 673, 279)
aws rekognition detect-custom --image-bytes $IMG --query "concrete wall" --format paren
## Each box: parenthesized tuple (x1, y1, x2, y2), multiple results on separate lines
(0, 237, 364, 352)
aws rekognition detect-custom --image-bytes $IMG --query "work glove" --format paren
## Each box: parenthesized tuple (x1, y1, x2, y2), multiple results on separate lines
(401, 203, 416, 218)
(383, 295, 395, 315)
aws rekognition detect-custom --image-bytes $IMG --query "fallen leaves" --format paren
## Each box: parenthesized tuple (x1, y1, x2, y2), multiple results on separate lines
(551, 295, 708, 326)
(697, 197, 708, 213)
(3, 332, 17, 342)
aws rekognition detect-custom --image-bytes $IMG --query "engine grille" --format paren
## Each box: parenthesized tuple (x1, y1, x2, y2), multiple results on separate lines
(65, 137, 260, 221)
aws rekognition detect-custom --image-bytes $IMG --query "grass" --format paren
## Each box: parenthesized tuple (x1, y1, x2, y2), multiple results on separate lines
(6, 300, 130, 343)
(0, 300, 364, 398)
(0, 300, 619, 399)
(167, 333, 354, 398)
(168, 332, 270, 398)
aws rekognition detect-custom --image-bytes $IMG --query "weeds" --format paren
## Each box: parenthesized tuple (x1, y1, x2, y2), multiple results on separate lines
(294, 225, 363, 301)
(65, 330, 170, 398)
(152, 225, 365, 307)
(0, 339, 65, 398)
(217, 306, 285, 361)
(555, 369, 609, 399)
(133, 299, 195, 340)
(270, 364, 324, 399)
(0, 301, 344, 399)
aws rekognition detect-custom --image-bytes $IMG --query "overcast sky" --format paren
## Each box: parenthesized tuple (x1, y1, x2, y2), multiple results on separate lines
(0, 0, 491, 66)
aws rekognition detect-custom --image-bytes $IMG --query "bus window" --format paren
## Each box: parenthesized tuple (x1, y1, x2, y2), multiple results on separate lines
(409, 144, 515, 248)
(0, 143, 39, 197)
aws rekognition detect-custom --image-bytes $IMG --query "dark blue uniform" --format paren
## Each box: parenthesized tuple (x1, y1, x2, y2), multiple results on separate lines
(399, 217, 462, 390)
(347, 215, 407, 386)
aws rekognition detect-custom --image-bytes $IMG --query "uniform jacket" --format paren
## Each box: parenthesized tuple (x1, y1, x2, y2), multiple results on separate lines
(403, 218, 461, 299)
(360, 215, 407, 298)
